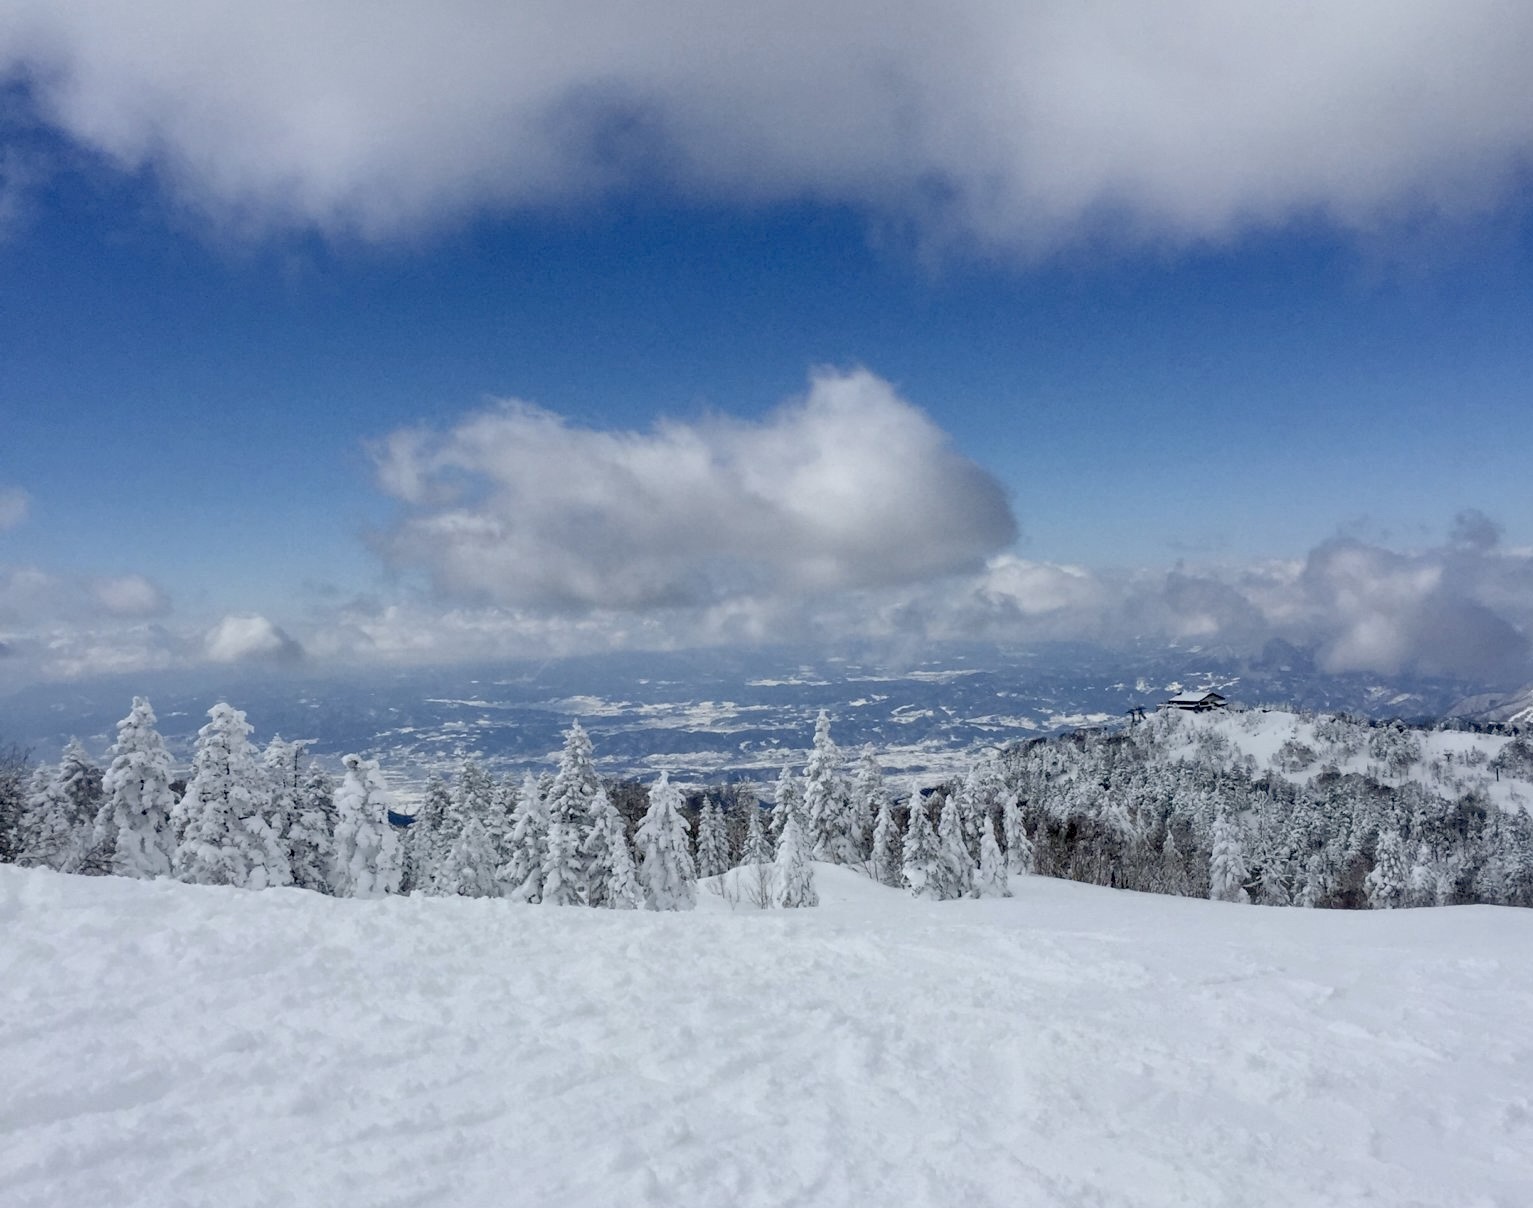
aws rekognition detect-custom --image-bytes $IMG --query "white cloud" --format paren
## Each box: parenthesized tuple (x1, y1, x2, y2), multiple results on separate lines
(3, 2, 1531, 248)
(204, 614, 304, 664)
(0, 485, 29, 530)
(90, 574, 170, 618)
(372, 368, 1017, 611)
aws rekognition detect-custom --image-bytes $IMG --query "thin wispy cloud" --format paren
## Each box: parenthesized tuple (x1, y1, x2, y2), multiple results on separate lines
(4, 2, 1531, 248)
(0, 485, 29, 530)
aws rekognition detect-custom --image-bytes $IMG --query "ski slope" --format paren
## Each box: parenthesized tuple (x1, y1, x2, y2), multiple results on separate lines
(3, 864, 1531, 1207)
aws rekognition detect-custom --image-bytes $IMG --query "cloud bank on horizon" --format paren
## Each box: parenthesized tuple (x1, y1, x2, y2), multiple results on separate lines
(4, 1, 1532, 248)
(2, 363, 1529, 686)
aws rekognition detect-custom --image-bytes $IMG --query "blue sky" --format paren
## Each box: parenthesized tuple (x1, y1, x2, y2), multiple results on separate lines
(3, 1, 1533, 686)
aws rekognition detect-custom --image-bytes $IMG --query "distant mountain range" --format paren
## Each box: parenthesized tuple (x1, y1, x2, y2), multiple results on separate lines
(1, 642, 1511, 784)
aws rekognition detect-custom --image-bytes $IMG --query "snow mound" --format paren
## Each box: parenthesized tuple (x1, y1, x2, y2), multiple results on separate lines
(4, 866, 1532, 1207)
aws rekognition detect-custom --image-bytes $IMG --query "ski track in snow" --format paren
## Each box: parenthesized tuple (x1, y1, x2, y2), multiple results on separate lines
(3, 865, 1531, 1207)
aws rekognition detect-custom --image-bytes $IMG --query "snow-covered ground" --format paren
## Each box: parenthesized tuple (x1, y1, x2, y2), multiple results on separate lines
(4, 864, 1531, 1207)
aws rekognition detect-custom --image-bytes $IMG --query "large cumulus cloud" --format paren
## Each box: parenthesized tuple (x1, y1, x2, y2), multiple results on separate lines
(371, 368, 1017, 611)
(3, 2, 1532, 247)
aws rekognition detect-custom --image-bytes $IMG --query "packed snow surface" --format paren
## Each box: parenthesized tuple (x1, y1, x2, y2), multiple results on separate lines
(4, 865, 1532, 1207)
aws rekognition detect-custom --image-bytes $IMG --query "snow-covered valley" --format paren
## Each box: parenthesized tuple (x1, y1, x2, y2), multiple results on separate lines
(4, 863, 1531, 1208)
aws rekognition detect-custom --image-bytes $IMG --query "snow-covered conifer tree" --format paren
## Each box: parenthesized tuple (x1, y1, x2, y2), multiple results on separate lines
(330, 754, 401, 898)
(288, 763, 336, 893)
(95, 697, 176, 879)
(584, 786, 642, 909)
(175, 705, 290, 889)
(1002, 793, 1034, 877)
(1366, 828, 1409, 909)
(870, 795, 901, 887)
(1208, 811, 1250, 904)
(501, 773, 548, 902)
(901, 790, 941, 899)
(543, 721, 602, 898)
(848, 746, 885, 867)
(770, 764, 802, 840)
(803, 710, 853, 863)
(406, 776, 452, 894)
(540, 814, 586, 906)
(937, 793, 974, 900)
(773, 811, 818, 908)
(23, 739, 104, 873)
(261, 737, 306, 875)
(440, 813, 501, 898)
(635, 771, 697, 911)
(741, 803, 773, 867)
(973, 814, 1011, 898)
(695, 797, 730, 879)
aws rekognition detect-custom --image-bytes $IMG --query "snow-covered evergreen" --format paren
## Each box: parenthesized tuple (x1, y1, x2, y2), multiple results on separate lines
(740, 803, 773, 867)
(974, 814, 1011, 898)
(95, 697, 176, 879)
(773, 813, 818, 908)
(870, 794, 901, 887)
(288, 763, 336, 893)
(584, 786, 642, 909)
(1366, 829, 1409, 909)
(501, 773, 548, 902)
(936, 793, 974, 901)
(1208, 812, 1250, 905)
(770, 764, 802, 840)
(440, 814, 501, 898)
(901, 792, 941, 900)
(1001, 793, 1033, 877)
(803, 710, 853, 863)
(694, 797, 730, 879)
(635, 771, 697, 911)
(23, 739, 104, 873)
(330, 754, 400, 899)
(175, 705, 290, 889)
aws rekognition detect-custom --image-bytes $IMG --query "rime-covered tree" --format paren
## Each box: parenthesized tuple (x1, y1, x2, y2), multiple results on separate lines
(936, 793, 974, 900)
(848, 746, 885, 867)
(330, 754, 401, 898)
(901, 791, 941, 899)
(288, 762, 336, 893)
(773, 811, 818, 908)
(973, 814, 1011, 898)
(0, 740, 30, 864)
(261, 737, 306, 877)
(870, 795, 901, 887)
(544, 721, 602, 897)
(95, 697, 176, 879)
(441, 814, 501, 898)
(770, 764, 802, 840)
(1001, 793, 1034, 877)
(540, 813, 586, 906)
(584, 785, 642, 909)
(452, 759, 496, 854)
(502, 773, 548, 902)
(175, 704, 289, 889)
(803, 710, 854, 863)
(694, 797, 730, 879)
(23, 739, 105, 873)
(635, 771, 697, 911)
(1208, 811, 1250, 904)
(1366, 829, 1409, 909)
(406, 776, 452, 894)
(740, 803, 773, 867)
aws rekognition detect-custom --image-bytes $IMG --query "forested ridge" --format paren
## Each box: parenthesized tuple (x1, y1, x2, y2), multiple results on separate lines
(4, 696, 1530, 910)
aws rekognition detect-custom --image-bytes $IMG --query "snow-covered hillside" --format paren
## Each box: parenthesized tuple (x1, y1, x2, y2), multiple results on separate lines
(1153, 706, 1531, 814)
(4, 864, 1531, 1208)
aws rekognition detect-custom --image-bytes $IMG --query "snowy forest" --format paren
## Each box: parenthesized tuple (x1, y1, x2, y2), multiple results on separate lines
(3, 696, 1532, 911)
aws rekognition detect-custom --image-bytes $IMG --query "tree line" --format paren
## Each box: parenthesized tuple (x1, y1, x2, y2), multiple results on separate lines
(3, 696, 1530, 910)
